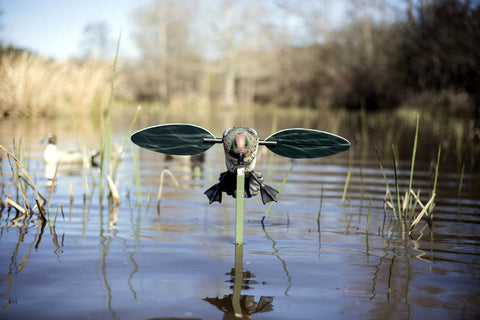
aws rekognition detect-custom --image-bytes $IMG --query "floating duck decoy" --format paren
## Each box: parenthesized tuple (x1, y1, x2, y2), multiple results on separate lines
(130, 123, 350, 204)
(41, 133, 100, 167)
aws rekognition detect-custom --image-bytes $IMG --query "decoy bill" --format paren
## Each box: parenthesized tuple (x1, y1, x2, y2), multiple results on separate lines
(130, 123, 350, 204)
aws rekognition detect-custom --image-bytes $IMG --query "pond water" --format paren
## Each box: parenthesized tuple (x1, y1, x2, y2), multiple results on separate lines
(0, 106, 479, 319)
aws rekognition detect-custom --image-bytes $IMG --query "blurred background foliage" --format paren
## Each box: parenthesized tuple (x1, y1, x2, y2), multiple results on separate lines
(0, 0, 478, 119)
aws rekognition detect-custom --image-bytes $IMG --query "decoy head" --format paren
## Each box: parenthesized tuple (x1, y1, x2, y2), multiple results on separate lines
(231, 133, 249, 164)
(223, 127, 259, 171)
(41, 133, 57, 145)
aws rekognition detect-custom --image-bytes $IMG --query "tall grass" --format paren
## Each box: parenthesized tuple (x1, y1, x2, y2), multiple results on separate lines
(95, 33, 141, 208)
(0, 52, 115, 118)
(99, 34, 121, 193)
(376, 114, 440, 234)
(341, 167, 352, 205)
(98, 32, 125, 204)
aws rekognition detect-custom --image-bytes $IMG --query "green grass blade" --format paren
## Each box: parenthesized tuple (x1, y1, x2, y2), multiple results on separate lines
(407, 114, 419, 216)
(366, 198, 372, 234)
(111, 105, 141, 178)
(392, 145, 402, 219)
(375, 147, 397, 220)
(342, 167, 351, 206)
(429, 145, 441, 215)
(263, 160, 295, 218)
(458, 162, 465, 200)
(100, 31, 122, 193)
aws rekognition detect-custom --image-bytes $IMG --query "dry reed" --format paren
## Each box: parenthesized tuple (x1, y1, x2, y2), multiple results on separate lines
(106, 175, 120, 207)
(0, 52, 117, 118)
(156, 169, 179, 211)
(6, 196, 26, 215)
(47, 160, 60, 210)
(0, 143, 48, 222)
(69, 183, 74, 203)
(0, 144, 46, 220)
(408, 190, 435, 234)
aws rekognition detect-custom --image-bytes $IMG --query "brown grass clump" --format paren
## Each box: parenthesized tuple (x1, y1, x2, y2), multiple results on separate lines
(0, 52, 116, 118)
(0, 143, 47, 221)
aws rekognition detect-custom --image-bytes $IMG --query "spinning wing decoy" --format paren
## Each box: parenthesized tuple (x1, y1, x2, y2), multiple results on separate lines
(130, 123, 350, 205)
(204, 127, 279, 205)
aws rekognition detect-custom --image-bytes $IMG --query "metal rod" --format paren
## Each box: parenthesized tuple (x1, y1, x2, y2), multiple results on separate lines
(203, 138, 223, 144)
(203, 138, 276, 146)
(259, 140, 277, 147)
(235, 167, 245, 246)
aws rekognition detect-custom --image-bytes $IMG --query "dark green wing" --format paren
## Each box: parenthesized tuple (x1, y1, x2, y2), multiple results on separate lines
(130, 123, 217, 155)
(262, 128, 350, 159)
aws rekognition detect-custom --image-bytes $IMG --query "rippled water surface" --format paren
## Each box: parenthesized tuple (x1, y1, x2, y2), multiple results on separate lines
(1, 107, 479, 319)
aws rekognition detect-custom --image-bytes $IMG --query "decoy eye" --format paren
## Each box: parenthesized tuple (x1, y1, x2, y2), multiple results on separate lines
(244, 137, 249, 148)
(232, 139, 238, 150)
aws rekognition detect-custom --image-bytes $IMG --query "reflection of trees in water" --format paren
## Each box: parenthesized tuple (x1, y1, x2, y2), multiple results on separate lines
(204, 245, 274, 320)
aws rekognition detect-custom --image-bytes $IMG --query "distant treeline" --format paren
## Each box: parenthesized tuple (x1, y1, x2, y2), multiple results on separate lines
(121, 0, 478, 116)
(0, 0, 478, 119)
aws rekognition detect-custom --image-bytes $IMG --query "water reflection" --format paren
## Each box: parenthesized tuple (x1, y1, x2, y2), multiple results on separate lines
(99, 203, 121, 320)
(204, 246, 274, 319)
(1, 107, 479, 319)
(0, 215, 62, 311)
(261, 224, 292, 296)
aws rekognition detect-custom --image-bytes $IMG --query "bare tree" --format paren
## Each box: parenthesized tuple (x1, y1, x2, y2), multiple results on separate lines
(204, 0, 276, 107)
(80, 22, 111, 60)
(131, 0, 201, 102)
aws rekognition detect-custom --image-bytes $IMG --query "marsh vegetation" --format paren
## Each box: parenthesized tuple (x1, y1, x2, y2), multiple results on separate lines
(1, 0, 478, 119)
(0, 0, 479, 319)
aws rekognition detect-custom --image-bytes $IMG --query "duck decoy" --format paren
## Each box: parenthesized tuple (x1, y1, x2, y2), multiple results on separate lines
(204, 127, 278, 204)
(130, 123, 350, 204)
(41, 133, 100, 167)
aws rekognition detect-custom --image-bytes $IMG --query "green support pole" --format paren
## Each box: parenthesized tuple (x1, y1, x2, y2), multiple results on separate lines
(235, 167, 245, 246)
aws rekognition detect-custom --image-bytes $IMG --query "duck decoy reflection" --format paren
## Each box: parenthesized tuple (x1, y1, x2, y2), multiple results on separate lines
(204, 245, 274, 319)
